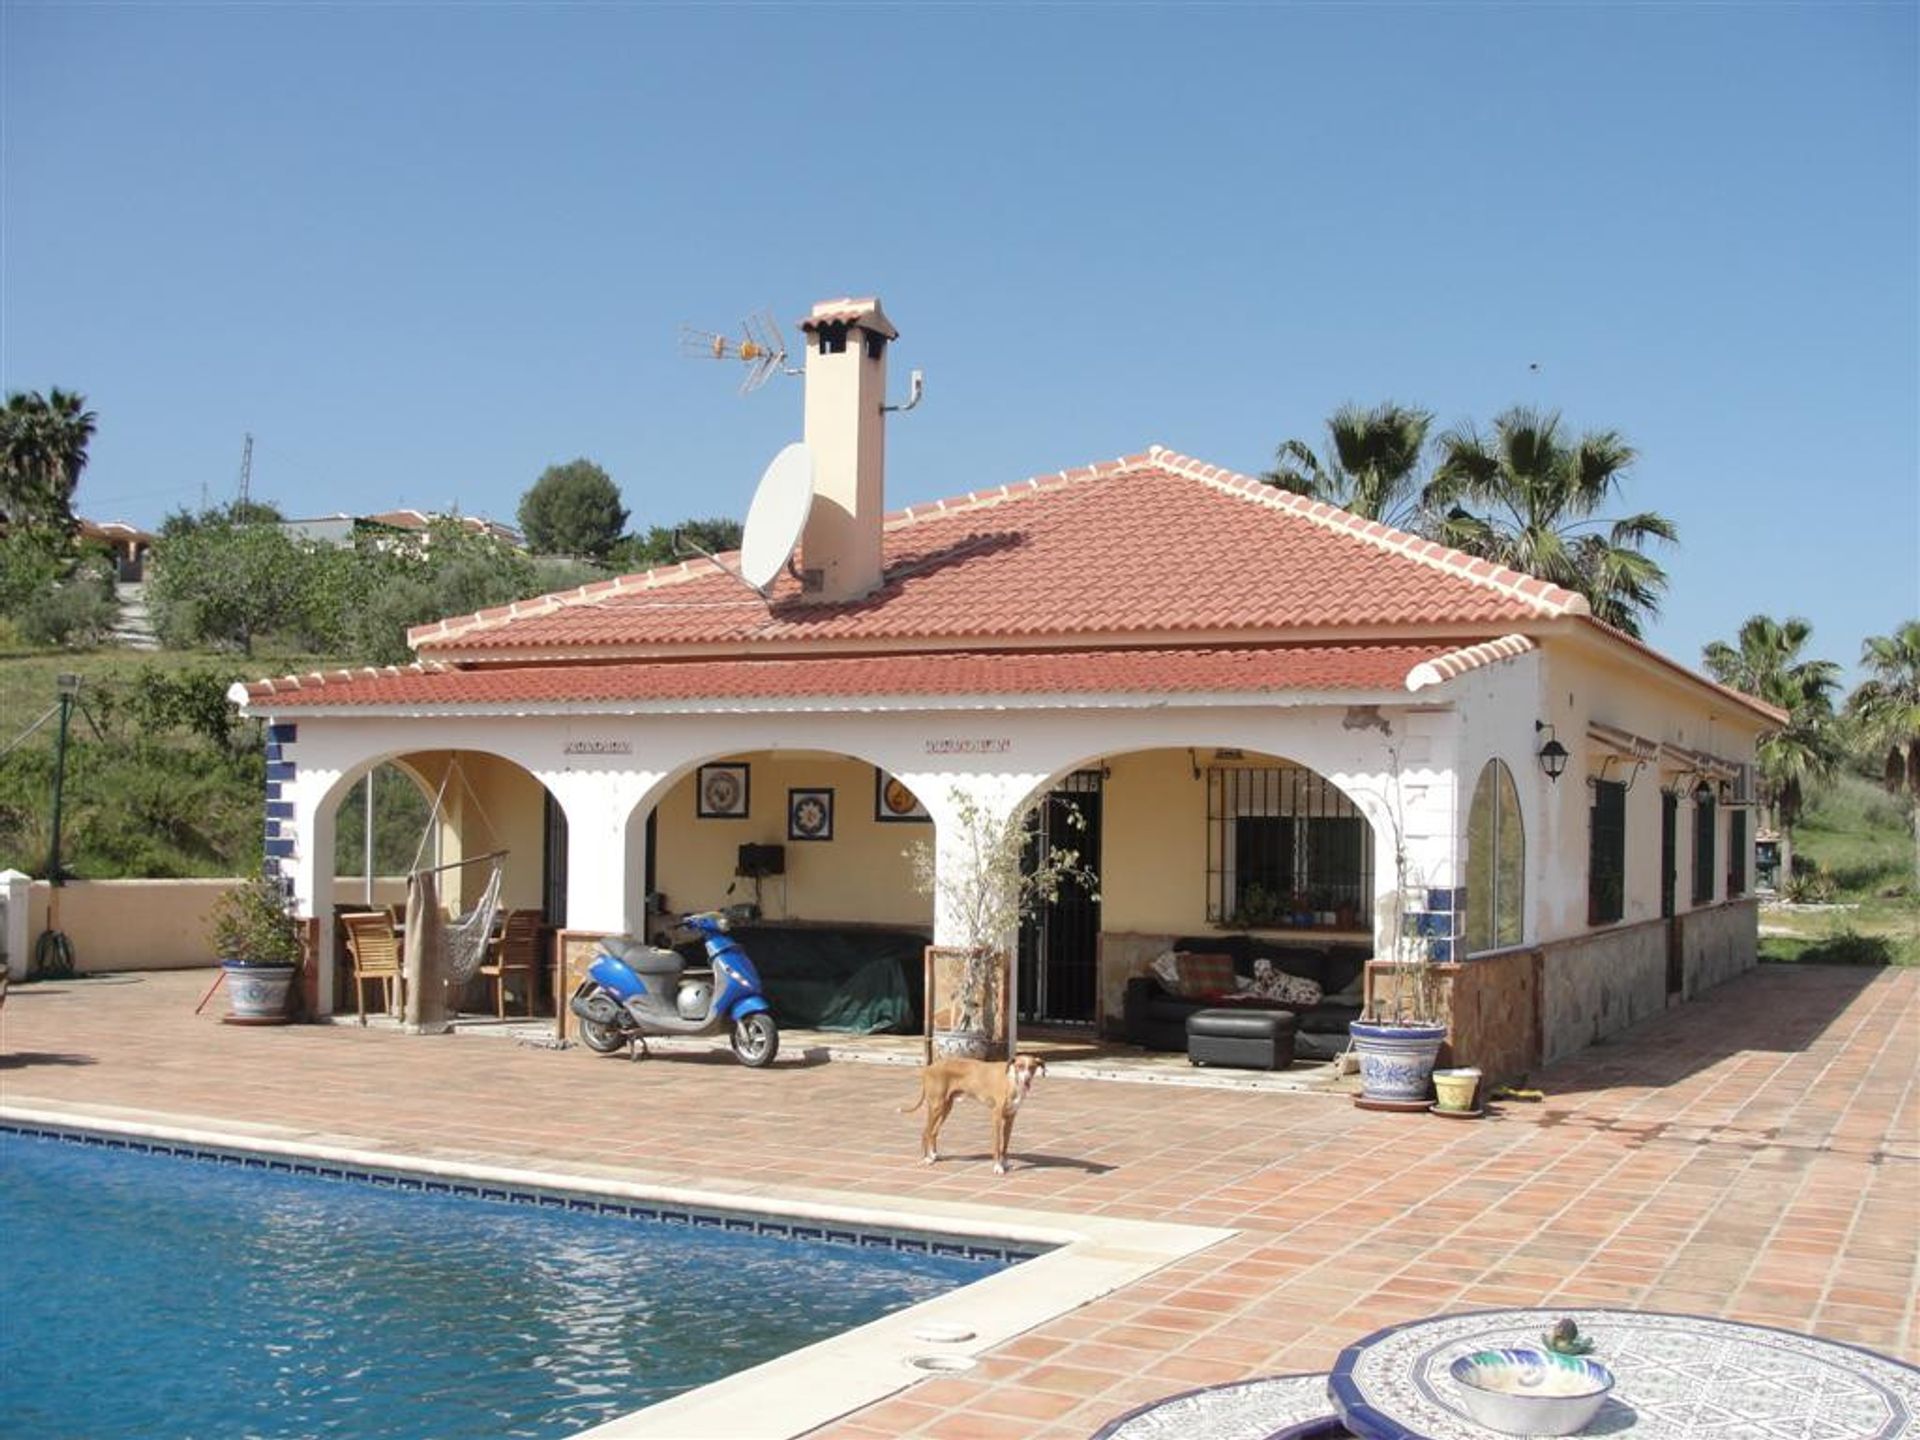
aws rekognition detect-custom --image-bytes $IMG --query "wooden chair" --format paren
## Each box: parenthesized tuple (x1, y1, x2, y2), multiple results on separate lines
(480, 909, 542, 1018)
(340, 911, 405, 1024)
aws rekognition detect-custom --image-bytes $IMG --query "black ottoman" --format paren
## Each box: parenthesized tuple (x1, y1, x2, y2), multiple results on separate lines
(1187, 1008, 1296, 1070)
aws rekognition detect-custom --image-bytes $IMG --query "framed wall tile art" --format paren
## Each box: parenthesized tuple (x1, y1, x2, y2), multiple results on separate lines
(874, 770, 930, 823)
(696, 763, 750, 819)
(788, 787, 834, 841)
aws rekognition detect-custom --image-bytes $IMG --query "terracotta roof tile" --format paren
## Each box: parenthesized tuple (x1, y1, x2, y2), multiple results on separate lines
(412, 449, 1586, 658)
(237, 643, 1476, 711)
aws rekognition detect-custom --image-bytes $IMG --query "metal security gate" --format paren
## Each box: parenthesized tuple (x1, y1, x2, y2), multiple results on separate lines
(1017, 771, 1103, 1028)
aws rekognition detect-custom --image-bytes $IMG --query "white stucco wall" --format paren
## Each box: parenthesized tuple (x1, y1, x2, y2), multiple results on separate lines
(246, 633, 1765, 1019)
(256, 693, 1473, 1012)
(1532, 640, 1766, 939)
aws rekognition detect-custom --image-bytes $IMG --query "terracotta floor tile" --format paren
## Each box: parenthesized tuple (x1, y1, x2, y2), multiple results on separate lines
(3, 964, 1915, 1440)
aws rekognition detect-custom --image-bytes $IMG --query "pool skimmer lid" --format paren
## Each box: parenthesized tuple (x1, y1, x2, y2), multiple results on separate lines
(905, 1354, 977, 1373)
(910, 1323, 976, 1344)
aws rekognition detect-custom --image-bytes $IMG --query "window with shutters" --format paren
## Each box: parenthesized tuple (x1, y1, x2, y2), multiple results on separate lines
(1587, 779, 1626, 925)
(1727, 809, 1747, 898)
(1694, 794, 1717, 905)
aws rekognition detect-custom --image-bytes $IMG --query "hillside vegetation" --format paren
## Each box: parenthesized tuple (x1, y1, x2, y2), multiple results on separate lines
(1760, 771, 1919, 967)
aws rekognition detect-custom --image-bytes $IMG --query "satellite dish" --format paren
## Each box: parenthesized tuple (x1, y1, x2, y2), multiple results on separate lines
(739, 442, 814, 591)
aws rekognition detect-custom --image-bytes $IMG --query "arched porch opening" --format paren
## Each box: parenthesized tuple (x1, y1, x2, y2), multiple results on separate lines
(315, 748, 567, 1020)
(617, 748, 936, 1040)
(1010, 744, 1382, 1043)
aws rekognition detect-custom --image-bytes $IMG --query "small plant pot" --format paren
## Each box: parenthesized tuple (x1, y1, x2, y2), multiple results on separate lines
(222, 960, 297, 1025)
(1432, 1067, 1482, 1112)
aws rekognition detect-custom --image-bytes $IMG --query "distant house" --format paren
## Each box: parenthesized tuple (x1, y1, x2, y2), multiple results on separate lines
(74, 519, 156, 581)
(233, 296, 1781, 1077)
(279, 510, 524, 550)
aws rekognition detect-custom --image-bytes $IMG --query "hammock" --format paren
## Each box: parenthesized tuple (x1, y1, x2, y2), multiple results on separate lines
(400, 757, 509, 1031)
(431, 858, 504, 985)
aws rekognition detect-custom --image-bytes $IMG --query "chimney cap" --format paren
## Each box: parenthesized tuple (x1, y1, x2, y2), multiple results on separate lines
(799, 296, 897, 340)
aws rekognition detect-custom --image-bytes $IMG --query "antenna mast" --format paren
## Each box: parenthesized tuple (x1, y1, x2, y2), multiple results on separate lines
(237, 432, 254, 508)
(679, 310, 798, 394)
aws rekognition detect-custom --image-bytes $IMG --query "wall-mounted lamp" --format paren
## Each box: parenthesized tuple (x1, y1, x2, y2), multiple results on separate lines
(1691, 776, 1715, 804)
(1535, 720, 1569, 783)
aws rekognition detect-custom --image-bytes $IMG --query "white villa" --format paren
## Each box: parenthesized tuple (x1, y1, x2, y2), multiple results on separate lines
(231, 296, 1781, 1077)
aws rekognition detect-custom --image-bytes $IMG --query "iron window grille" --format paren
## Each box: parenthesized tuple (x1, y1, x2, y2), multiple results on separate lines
(1205, 765, 1372, 929)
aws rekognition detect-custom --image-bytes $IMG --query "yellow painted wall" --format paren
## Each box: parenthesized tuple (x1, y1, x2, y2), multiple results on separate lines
(1098, 750, 1212, 934)
(374, 750, 546, 915)
(26, 879, 234, 972)
(456, 752, 548, 912)
(654, 752, 932, 928)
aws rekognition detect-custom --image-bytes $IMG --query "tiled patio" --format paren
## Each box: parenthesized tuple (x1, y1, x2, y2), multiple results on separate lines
(3, 961, 1915, 1439)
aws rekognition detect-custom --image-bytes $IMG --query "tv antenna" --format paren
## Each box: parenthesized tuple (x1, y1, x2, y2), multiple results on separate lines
(679, 309, 799, 394)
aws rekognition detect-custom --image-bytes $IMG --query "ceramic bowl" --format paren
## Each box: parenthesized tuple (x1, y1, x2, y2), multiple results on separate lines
(1448, 1347, 1615, 1436)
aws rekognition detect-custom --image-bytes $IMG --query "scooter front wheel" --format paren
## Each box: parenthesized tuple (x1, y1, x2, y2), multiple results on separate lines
(577, 1017, 628, 1055)
(731, 1012, 779, 1068)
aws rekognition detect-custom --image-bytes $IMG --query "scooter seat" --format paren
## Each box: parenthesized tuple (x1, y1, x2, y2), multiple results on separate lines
(609, 940, 683, 977)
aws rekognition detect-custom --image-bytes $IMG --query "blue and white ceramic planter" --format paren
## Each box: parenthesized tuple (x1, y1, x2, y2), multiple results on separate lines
(222, 960, 296, 1024)
(1349, 1021, 1446, 1105)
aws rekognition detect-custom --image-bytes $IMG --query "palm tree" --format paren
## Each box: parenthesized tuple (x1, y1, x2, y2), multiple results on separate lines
(1703, 615, 1841, 880)
(0, 387, 96, 530)
(1847, 620, 1920, 889)
(1424, 406, 1677, 638)
(1264, 401, 1435, 530)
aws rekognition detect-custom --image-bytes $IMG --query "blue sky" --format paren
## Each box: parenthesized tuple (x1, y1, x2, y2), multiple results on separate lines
(4, 4, 1914, 684)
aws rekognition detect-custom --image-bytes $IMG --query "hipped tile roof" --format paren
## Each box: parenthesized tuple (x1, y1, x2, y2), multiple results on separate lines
(406, 447, 1587, 659)
(236, 641, 1518, 710)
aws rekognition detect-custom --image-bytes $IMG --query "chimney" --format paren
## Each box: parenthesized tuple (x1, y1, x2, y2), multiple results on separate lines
(799, 296, 896, 602)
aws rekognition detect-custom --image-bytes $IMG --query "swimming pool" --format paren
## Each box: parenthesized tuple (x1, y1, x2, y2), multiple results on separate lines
(0, 1124, 1026, 1439)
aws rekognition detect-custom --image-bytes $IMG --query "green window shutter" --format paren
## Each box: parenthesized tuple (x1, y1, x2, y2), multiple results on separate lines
(1693, 796, 1716, 905)
(1588, 780, 1626, 925)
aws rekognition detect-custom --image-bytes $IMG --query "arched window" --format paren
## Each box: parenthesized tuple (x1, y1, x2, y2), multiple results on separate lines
(1465, 759, 1524, 953)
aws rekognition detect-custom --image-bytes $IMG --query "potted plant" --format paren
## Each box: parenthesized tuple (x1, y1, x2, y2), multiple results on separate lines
(909, 790, 1097, 1061)
(208, 867, 305, 1025)
(1349, 746, 1450, 1109)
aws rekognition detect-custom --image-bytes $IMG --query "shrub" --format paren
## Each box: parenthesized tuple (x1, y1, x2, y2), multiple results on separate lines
(1782, 865, 1837, 903)
(207, 869, 304, 966)
(15, 578, 117, 648)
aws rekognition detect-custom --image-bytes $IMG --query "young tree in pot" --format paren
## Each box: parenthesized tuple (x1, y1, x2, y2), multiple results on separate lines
(208, 868, 305, 1025)
(909, 790, 1097, 1061)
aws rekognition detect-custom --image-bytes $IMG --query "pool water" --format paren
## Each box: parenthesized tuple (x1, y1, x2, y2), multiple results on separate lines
(0, 1131, 1011, 1438)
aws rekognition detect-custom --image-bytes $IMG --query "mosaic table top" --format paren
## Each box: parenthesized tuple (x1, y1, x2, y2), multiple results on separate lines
(1089, 1372, 1348, 1440)
(1329, 1309, 1920, 1440)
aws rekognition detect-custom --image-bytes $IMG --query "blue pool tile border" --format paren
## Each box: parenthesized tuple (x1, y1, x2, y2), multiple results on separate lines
(2, 1120, 1046, 1265)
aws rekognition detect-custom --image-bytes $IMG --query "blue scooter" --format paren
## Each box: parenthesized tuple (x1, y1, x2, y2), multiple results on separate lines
(568, 909, 779, 1067)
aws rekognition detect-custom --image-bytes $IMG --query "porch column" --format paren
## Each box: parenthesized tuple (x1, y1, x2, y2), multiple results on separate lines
(547, 771, 661, 937)
(918, 772, 1049, 1057)
(280, 765, 340, 1014)
(1380, 711, 1464, 961)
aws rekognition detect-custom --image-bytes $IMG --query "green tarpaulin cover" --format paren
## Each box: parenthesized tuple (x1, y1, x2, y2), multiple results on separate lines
(690, 925, 927, 1034)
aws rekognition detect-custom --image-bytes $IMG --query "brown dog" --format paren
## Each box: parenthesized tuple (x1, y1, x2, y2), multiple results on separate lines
(902, 1054, 1047, 1174)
